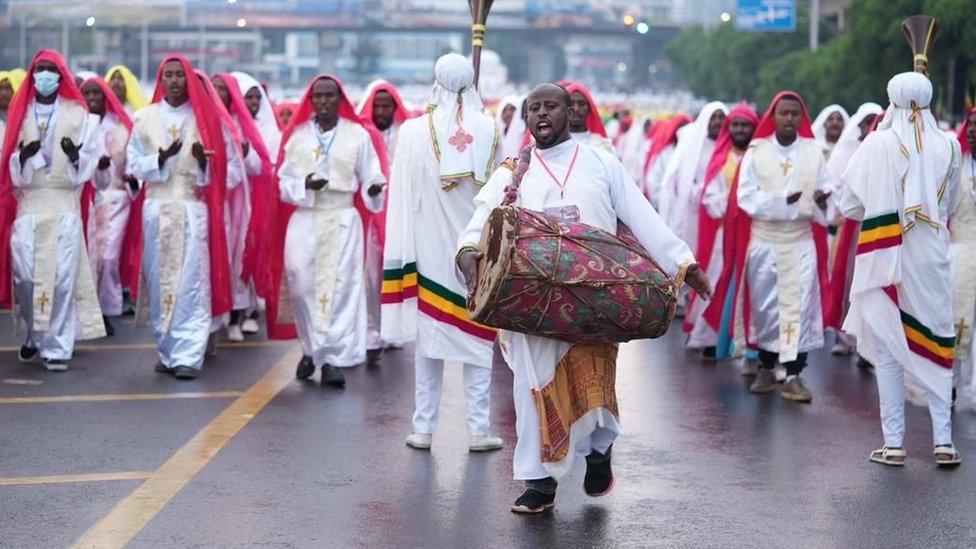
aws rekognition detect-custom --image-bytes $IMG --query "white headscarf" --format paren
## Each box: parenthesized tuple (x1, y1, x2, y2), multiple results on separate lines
(812, 104, 850, 147)
(231, 71, 282, 158)
(494, 94, 525, 159)
(880, 72, 955, 228)
(659, 101, 727, 224)
(826, 102, 883, 189)
(427, 53, 498, 184)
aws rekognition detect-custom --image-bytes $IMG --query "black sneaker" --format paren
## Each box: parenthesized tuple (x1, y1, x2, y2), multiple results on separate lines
(296, 356, 315, 380)
(511, 486, 556, 514)
(367, 348, 383, 365)
(103, 315, 115, 337)
(321, 365, 346, 388)
(702, 346, 717, 363)
(155, 362, 174, 374)
(173, 366, 198, 380)
(584, 446, 614, 497)
(18, 343, 38, 363)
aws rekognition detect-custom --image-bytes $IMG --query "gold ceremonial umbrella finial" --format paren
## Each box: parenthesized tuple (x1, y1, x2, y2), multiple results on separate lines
(901, 15, 939, 75)
(468, 0, 495, 88)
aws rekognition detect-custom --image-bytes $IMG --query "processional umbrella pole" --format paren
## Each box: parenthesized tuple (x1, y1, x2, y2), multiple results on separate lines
(468, 0, 495, 88)
(901, 15, 939, 76)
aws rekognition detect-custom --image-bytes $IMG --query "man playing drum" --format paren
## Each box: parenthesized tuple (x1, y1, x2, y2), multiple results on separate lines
(457, 83, 711, 514)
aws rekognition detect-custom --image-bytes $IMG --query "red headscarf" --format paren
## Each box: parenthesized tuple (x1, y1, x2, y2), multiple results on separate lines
(0, 49, 86, 307)
(120, 55, 232, 316)
(685, 103, 758, 332)
(957, 107, 976, 154)
(358, 81, 414, 126)
(643, 114, 692, 178)
(703, 91, 828, 341)
(563, 82, 607, 137)
(273, 101, 298, 128)
(263, 74, 389, 340)
(214, 72, 275, 288)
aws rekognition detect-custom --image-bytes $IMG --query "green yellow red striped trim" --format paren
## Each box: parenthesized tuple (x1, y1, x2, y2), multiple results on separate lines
(382, 262, 418, 304)
(901, 309, 955, 368)
(857, 212, 901, 254)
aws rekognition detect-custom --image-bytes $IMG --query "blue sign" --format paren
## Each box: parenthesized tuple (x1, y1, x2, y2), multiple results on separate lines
(736, 0, 796, 32)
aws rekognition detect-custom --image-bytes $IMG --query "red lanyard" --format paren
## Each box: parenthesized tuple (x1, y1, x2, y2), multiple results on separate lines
(534, 144, 580, 198)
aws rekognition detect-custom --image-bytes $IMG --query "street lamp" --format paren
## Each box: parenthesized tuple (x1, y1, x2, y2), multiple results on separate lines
(720, 12, 732, 23)
(636, 21, 649, 34)
(622, 14, 636, 27)
(86, 16, 96, 27)
(236, 17, 247, 28)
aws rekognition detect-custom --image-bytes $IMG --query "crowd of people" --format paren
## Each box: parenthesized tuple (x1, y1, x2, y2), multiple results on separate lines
(0, 44, 972, 514)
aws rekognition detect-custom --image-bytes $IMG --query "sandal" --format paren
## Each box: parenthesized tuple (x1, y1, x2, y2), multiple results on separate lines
(934, 445, 962, 468)
(869, 446, 906, 466)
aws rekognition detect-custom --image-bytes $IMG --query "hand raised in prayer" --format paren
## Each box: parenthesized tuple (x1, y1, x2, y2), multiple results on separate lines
(305, 174, 327, 191)
(367, 183, 385, 197)
(123, 174, 140, 194)
(457, 249, 482, 299)
(684, 264, 712, 301)
(191, 142, 207, 171)
(242, 141, 250, 158)
(813, 189, 832, 211)
(97, 155, 111, 171)
(18, 140, 41, 166)
(60, 137, 81, 164)
(786, 191, 802, 205)
(158, 139, 182, 169)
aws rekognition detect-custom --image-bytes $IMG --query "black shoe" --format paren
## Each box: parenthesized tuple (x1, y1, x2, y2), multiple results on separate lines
(702, 346, 717, 363)
(367, 348, 383, 365)
(584, 446, 614, 497)
(296, 356, 315, 380)
(173, 366, 198, 380)
(511, 486, 556, 514)
(18, 343, 38, 363)
(103, 315, 115, 337)
(321, 365, 346, 388)
(155, 362, 175, 375)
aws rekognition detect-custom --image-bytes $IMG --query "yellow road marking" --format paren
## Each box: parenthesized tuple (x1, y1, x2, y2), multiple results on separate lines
(0, 471, 153, 486)
(73, 347, 302, 549)
(0, 341, 284, 353)
(0, 391, 242, 405)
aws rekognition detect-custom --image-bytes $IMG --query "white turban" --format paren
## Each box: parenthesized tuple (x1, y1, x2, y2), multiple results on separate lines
(426, 53, 497, 184)
(880, 71, 954, 228)
(812, 104, 850, 147)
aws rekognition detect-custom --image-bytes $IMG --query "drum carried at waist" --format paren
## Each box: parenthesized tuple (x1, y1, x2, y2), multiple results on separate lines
(468, 204, 677, 345)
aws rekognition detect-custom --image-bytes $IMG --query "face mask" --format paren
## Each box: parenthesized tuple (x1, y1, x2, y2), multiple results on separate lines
(33, 70, 61, 97)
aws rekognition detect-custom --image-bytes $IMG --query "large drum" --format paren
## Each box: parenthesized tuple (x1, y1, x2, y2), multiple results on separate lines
(469, 205, 677, 345)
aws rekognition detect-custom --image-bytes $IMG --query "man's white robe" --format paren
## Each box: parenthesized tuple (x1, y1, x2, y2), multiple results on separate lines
(737, 136, 834, 360)
(90, 112, 132, 316)
(458, 139, 694, 480)
(569, 131, 614, 155)
(127, 100, 240, 370)
(9, 98, 105, 359)
(363, 120, 400, 352)
(644, 143, 675, 209)
(951, 156, 976, 407)
(278, 118, 384, 368)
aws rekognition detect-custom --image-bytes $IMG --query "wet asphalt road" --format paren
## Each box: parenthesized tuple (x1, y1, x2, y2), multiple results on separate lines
(1, 313, 974, 548)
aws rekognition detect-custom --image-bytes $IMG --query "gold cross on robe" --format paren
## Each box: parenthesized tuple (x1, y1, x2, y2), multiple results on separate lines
(163, 294, 175, 316)
(319, 294, 330, 315)
(167, 125, 181, 143)
(313, 146, 324, 163)
(36, 292, 51, 315)
(780, 157, 793, 176)
(957, 318, 969, 340)
(783, 322, 797, 345)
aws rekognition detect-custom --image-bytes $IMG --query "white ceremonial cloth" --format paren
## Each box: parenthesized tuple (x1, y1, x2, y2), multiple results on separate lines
(952, 156, 976, 408)
(91, 113, 132, 316)
(619, 118, 650, 182)
(812, 104, 850, 156)
(9, 98, 104, 359)
(644, 143, 675, 209)
(569, 130, 614, 154)
(231, 71, 282, 159)
(458, 138, 695, 480)
(737, 136, 834, 359)
(825, 102, 883, 196)
(495, 94, 525, 160)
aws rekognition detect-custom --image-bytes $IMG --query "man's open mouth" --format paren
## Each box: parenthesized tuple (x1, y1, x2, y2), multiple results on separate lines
(536, 120, 552, 137)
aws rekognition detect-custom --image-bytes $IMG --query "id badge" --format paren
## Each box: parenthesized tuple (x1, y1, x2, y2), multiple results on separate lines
(544, 204, 581, 223)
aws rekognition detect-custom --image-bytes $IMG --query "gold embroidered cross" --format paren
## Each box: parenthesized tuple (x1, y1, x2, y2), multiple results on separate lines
(38, 122, 48, 137)
(783, 322, 796, 345)
(163, 293, 175, 316)
(780, 157, 793, 176)
(167, 124, 181, 142)
(36, 292, 51, 315)
(957, 318, 969, 339)
(319, 294, 330, 314)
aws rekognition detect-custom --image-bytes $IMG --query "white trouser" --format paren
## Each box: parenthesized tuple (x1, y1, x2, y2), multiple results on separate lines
(412, 350, 491, 437)
(875, 347, 953, 447)
(364, 225, 383, 351)
(509, 351, 616, 481)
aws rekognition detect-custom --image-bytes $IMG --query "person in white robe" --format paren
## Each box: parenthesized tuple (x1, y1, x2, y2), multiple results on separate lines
(812, 104, 849, 160)
(841, 72, 962, 467)
(126, 57, 238, 380)
(495, 94, 526, 160)
(735, 92, 835, 403)
(618, 117, 652, 183)
(457, 83, 709, 513)
(265, 74, 386, 388)
(564, 83, 614, 154)
(658, 102, 727, 251)
(2, 51, 105, 371)
(952, 108, 976, 410)
(81, 76, 135, 337)
(641, 114, 691, 208)
(381, 53, 504, 453)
